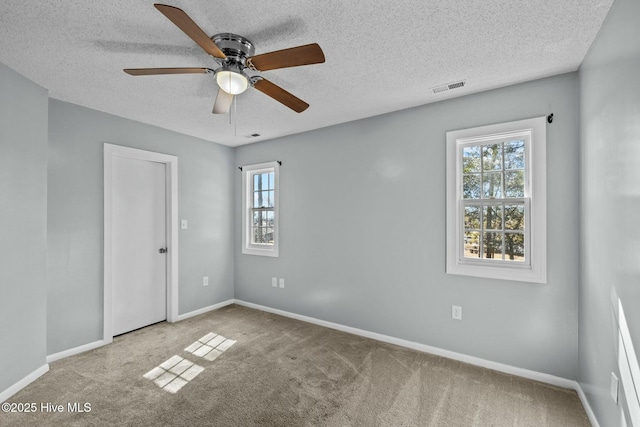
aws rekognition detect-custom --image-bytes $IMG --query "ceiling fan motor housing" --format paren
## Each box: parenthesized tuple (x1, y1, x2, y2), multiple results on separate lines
(212, 33, 255, 66)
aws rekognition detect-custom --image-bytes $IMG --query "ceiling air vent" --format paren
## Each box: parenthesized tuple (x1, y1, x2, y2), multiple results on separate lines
(431, 80, 466, 94)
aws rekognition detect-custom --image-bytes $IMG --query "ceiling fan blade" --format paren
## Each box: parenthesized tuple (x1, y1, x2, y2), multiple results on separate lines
(247, 43, 325, 71)
(154, 4, 226, 59)
(124, 67, 210, 76)
(212, 89, 234, 114)
(253, 78, 309, 113)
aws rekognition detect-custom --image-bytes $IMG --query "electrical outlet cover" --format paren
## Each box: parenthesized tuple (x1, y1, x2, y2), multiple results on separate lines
(452, 305, 462, 320)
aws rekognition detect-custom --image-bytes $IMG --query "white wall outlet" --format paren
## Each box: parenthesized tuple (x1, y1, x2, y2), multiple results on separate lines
(203, 276, 209, 286)
(181, 219, 188, 229)
(610, 372, 619, 404)
(272, 277, 277, 287)
(279, 278, 285, 288)
(452, 305, 462, 320)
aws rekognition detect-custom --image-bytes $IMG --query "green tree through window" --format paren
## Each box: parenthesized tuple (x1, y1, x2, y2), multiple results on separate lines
(462, 140, 525, 261)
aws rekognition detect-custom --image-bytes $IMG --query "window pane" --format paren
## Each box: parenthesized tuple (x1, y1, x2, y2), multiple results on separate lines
(463, 174, 481, 199)
(504, 232, 525, 261)
(265, 210, 274, 227)
(256, 173, 273, 191)
(483, 205, 503, 230)
(483, 172, 502, 198)
(463, 146, 481, 173)
(464, 231, 480, 258)
(482, 232, 503, 259)
(504, 205, 525, 230)
(252, 227, 274, 245)
(259, 191, 270, 208)
(252, 227, 264, 244)
(252, 211, 263, 227)
(504, 140, 525, 169)
(482, 144, 502, 171)
(253, 173, 274, 192)
(264, 228, 274, 244)
(260, 173, 268, 191)
(464, 205, 480, 229)
(504, 170, 524, 198)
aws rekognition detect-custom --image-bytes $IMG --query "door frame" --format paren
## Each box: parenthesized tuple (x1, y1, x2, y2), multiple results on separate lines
(103, 143, 179, 343)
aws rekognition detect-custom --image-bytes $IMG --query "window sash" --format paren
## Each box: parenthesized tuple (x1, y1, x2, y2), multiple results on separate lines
(250, 206, 275, 246)
(459, 198, 531, 268)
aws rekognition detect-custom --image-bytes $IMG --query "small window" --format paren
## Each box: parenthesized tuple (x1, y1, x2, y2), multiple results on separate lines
(446, 117, 546, 283)
(242, 161, 279, 257)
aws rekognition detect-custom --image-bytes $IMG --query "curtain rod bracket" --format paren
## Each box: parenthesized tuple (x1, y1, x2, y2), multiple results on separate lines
(547, 113, 554, 124)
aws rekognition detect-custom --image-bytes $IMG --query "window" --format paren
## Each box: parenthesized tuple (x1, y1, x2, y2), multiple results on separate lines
(446, 117, 546, 283)
(242, 161, 279, 257)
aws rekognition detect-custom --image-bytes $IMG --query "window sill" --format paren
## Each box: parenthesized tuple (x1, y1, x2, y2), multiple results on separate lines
(446, 262, 546, 283)
(242, 246, 279, 257)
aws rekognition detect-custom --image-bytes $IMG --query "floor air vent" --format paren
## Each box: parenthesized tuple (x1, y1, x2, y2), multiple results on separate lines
(431, 80, 466, 94)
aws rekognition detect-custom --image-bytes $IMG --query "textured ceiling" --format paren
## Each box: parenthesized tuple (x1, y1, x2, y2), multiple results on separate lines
(0, 0, 613, 147)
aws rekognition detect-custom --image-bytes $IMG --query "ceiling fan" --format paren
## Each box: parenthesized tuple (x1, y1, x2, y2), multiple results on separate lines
(124, 4, 325, 114)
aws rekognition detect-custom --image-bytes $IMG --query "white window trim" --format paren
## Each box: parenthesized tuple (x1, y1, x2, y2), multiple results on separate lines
(242, 161, 280, 257)
(446, 117, 547, 283)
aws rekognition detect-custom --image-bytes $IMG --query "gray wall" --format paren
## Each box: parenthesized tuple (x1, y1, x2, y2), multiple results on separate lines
(578, 0, 640, 423)
(47, 99, 235, 354)
(235, 73, 581, 379)
(0, 64, 48, 391)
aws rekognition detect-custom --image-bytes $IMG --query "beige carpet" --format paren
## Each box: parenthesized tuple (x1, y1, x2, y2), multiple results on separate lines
(1, 304, 590, 426)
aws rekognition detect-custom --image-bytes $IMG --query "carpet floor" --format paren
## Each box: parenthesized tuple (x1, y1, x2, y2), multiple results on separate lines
(1, 304, 590, 426)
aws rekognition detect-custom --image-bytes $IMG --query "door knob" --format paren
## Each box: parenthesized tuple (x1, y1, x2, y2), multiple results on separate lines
(159, 248, 167, 254)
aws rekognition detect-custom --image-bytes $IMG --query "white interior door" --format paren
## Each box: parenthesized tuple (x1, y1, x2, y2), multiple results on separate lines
(112, 155, 167, 336)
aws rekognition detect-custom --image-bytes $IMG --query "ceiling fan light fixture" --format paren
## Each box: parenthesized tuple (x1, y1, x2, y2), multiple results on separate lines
(216, 69, 248, 95)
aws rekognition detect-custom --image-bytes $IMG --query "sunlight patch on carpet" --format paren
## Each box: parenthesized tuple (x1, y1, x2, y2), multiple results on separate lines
(184, 332, 236, 361)
(143, 355, 204, 393)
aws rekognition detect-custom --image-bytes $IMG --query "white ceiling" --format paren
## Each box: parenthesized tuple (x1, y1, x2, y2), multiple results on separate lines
(0, 0, 613, 147)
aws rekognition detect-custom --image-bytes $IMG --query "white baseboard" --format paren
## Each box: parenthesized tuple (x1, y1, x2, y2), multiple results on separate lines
(575, 384, 601, 427)
(0, 364, 49, 403)
(234, 299, 575, 388)
(177, 299, 235, 321)
(45, 300, 234, 365)
(3, 300, 600, 427)
(46, 339, 108, 363)
(234, 299, 586, 387)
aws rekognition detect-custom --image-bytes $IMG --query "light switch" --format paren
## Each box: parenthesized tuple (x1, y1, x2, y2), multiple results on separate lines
(181, 219, 188, 229)
(610, 372, 619, 403)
